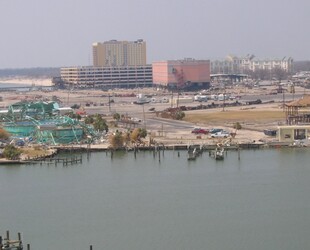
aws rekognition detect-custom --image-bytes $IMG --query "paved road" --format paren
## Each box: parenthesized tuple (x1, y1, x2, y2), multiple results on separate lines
(145, 117, 196, 132)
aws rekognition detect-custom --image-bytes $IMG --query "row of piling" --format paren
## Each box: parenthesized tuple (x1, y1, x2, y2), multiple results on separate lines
(1, 230, 95, 250)
(0, 231, 24, 250)
(27, 155, 83, 166)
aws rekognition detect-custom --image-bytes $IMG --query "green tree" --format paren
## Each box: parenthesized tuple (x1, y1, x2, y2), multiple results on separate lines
(93, 115, 108, 132)
(130, 128, 147, 144)
(174, 110, 185, 120)
(138, 128, 147, 138)
(113, 113, 121, 121)
(84, 115, 94, 124)
(3, 145, 22, 160)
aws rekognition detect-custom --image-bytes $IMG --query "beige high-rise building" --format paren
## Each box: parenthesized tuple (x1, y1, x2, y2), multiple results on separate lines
(92, 39, 146, 67)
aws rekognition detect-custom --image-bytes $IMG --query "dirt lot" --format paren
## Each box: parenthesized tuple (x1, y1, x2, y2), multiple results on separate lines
(184, 104, 286, 129)
(178, 105, 285, 144)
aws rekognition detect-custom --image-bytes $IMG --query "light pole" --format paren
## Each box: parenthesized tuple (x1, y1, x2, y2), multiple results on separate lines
(108, 95, 111, 113)
(282, 89, 285, 111)
(222, 85, 226, 112)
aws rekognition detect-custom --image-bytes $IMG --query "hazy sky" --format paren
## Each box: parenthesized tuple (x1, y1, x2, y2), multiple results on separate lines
(0, 0, 309, 68)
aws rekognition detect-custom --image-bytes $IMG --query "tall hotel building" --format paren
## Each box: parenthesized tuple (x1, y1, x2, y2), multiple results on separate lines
(92, 39, 147, 67)
(61, 39, 152, 88)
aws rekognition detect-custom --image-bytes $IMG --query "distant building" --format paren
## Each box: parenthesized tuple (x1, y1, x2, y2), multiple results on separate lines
(60, 65, 152, 88)
(152, 59, 211, 90)
(92, 40, 147, 67)
(211, 55, 293, 74)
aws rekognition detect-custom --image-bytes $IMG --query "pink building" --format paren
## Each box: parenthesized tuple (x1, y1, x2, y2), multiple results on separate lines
(152, 59, 210, 90)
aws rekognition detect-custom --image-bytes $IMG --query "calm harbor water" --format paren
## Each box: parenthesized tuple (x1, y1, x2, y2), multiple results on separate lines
(1, 148, 310, 250)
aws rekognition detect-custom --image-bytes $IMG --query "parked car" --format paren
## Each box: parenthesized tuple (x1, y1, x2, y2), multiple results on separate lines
(131, 117, 142, 122)
(15, 140, 25, 146)
(191, 128, 208, 134)
(209, 128, 223, 134)
(211, 131, 230, 138)
(246, 99, 262, 105)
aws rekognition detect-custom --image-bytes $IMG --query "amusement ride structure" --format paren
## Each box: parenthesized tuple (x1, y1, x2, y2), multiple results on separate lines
(0, 101, 97, 145)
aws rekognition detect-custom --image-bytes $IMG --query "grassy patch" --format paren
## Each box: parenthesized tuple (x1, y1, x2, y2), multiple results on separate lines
(184, 110, 285, 125)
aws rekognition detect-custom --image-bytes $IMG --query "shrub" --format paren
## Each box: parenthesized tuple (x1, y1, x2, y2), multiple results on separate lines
(174, 110, 185, 120)
(109, 131, 124, 149)
(233, 122, 242, 130)
(3, 145, 22, 160)
(113, 113, 121, 121)
(130, 128, 147, 143)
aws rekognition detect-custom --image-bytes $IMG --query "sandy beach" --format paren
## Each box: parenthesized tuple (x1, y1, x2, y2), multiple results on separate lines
(0, 77, 54, 86)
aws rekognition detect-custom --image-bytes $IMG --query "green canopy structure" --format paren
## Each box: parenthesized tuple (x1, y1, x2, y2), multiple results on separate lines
(0, 101, 97, 145)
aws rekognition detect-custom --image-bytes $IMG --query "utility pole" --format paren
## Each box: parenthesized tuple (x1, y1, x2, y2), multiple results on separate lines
(222, 86, 226, 112)
(108, 95, 111, 113)
(142, 103, 146, 129)
(67, 86, 70, 106)
(282, 89, 285, 111)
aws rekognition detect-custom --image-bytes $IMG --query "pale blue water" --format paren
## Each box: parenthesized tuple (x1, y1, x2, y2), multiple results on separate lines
(0, 82, 53, 91)
(0, 82, 31, 88)
(0, 148, 310, 250)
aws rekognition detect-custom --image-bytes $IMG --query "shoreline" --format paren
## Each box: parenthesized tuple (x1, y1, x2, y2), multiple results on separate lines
(0, 77, 54, 86)
(0, 137, 306, 165)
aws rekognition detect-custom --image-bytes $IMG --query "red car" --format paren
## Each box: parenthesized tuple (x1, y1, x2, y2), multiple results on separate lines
(191, 128, 208, 134)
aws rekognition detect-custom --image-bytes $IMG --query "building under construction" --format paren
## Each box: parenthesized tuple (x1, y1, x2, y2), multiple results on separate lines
(0, 101, 97, 145)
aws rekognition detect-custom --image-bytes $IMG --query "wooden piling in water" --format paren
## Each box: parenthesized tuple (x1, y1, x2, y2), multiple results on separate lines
(0, 230, 23, 250)
(6, 230, 9, 242)
(18, 232, 22, 248)
(134, 147, 137, 159)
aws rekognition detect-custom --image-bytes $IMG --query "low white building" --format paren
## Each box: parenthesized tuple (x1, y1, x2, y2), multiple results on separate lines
(278, 125, 310, 145)
(60, 65, 153, 88)
(211, 55, 293, 74)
